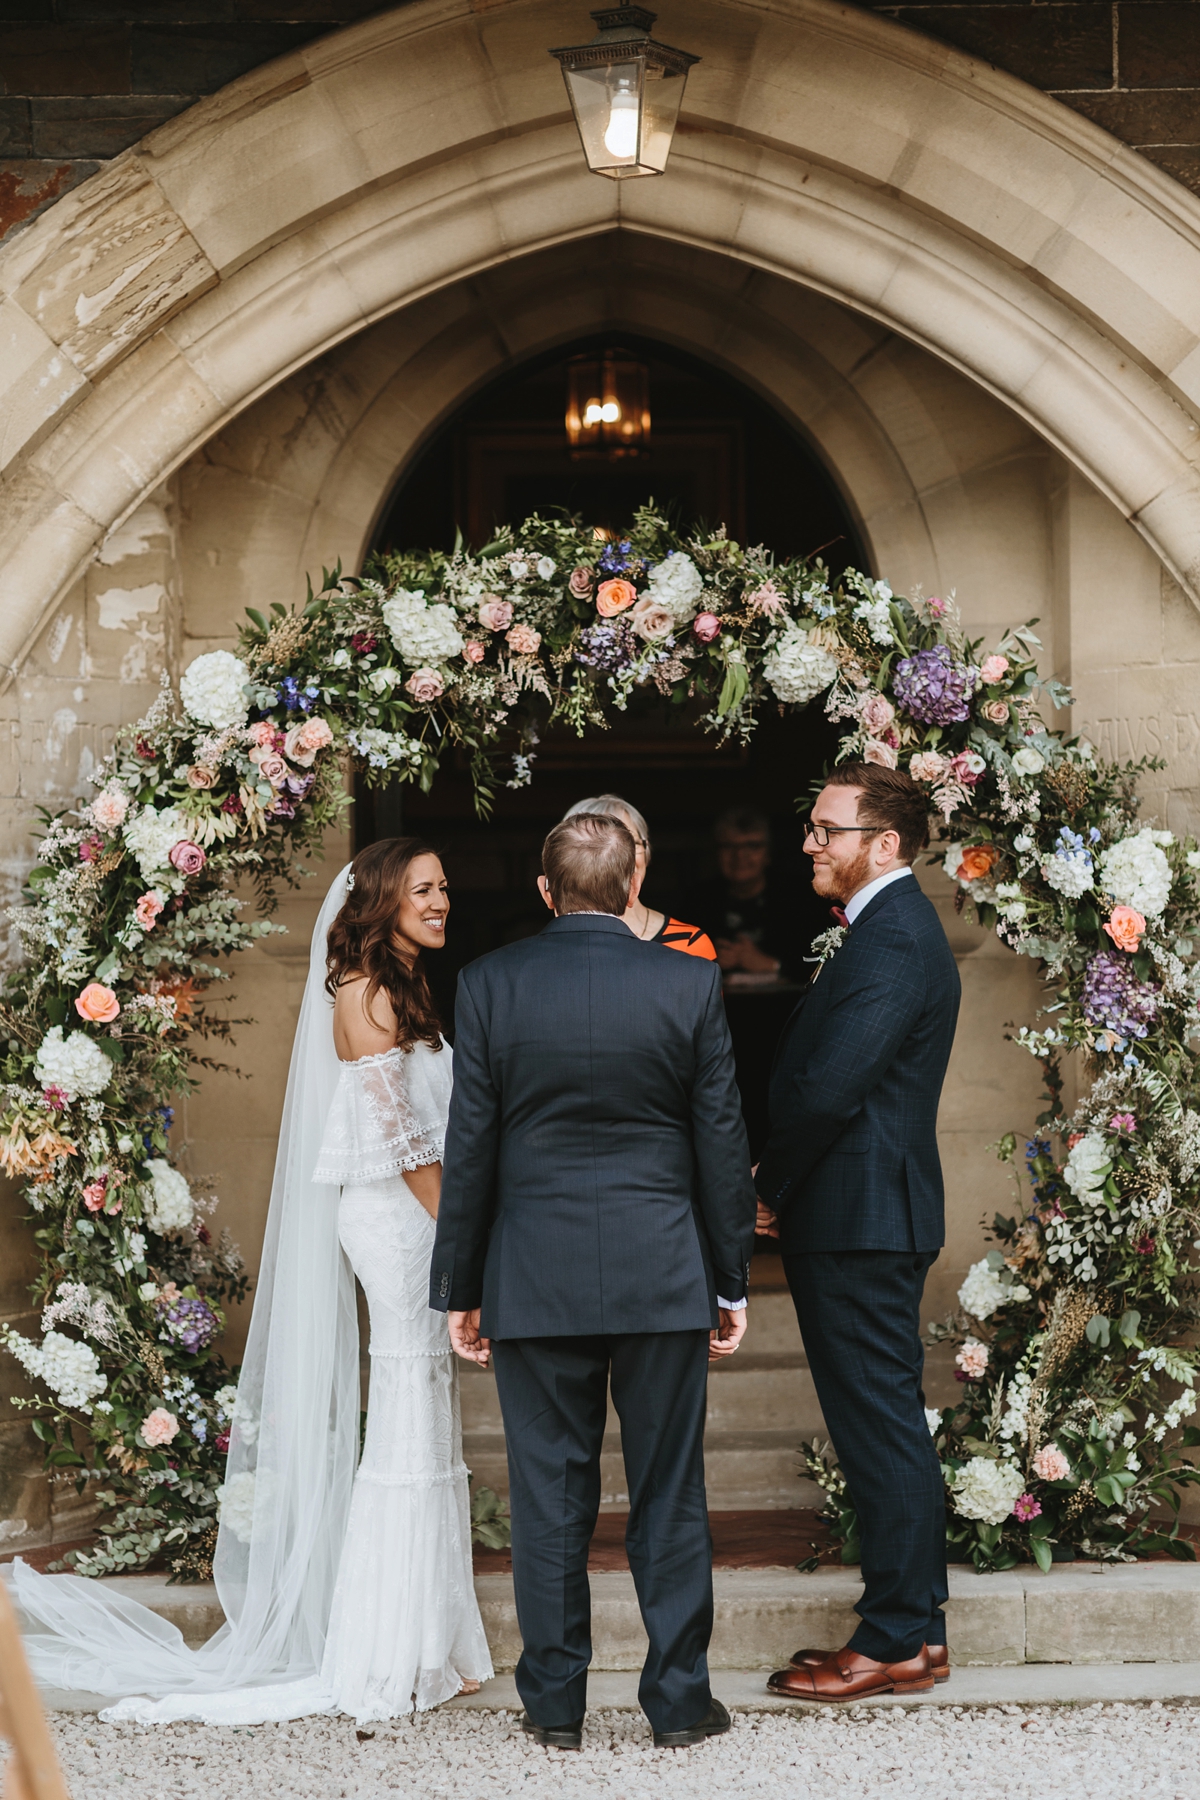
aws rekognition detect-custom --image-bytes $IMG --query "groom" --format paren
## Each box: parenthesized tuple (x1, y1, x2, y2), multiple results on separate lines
(431, 813, 756, 1748)
(756, 762, 960, 1701)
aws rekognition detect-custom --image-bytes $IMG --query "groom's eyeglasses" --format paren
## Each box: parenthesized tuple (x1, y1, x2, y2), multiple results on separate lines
(804, 821, 879, 848)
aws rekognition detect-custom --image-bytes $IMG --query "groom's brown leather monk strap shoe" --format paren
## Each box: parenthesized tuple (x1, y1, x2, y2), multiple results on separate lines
(519, 1712, 583, 1749)
(767, 1646, 935, 1701)
(787, 1643, 949, 1684)
(653, 1698, 732, 1748)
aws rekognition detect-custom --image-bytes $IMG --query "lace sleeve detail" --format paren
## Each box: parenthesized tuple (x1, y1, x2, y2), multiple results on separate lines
(313, 1044, 451, 1185)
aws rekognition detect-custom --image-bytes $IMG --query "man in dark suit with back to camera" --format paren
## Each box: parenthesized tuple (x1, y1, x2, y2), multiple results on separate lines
(756, 761, 961, 1702)
(431, 813, 757, 1750)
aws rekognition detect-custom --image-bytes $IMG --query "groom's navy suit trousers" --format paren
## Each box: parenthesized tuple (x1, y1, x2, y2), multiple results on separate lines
(431, 913, 756, 1732)
(756, 873, 961, 1663)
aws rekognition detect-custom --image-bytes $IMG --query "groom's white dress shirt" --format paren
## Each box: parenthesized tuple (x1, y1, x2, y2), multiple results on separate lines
(844, 864, 913, 925)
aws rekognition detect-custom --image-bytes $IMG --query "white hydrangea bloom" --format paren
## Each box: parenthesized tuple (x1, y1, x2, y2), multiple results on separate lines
(217, 1470, 259, 1544)
(1, 1326, 107, 1411)
(34, 1026, 112, 1101)
(214, 1383, 239, 1422)
(1099, 829, 1173, 919)
(644, 552, 704, 624)
(124, 804, 189, 878)
(1063, 1132, 1111, 1200)
(942, 843, 965, 883)
(950, 1456, 1026, 1525)
(958, 1258, 1030, 1320)
(1041, 853, 1093, 900)
(144, 1158, 194, 1233)
(180, 651, 250, 730)
(381, 589, 464, 666)
(925, 1408, 942, 1436)
(762, 626, 839, 706)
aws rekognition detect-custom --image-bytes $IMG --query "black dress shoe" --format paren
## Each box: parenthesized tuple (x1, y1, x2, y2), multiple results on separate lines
(519, 1711, 584, 1749)
(653, 1697, 732, 1748)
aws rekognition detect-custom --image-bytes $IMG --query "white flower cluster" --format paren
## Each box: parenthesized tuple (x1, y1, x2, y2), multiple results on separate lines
(849, 578, 895, 645)
(217, 1469, 258, 1543)
(381, 589, 464, 666)
(33, 1026, 113, 1102)
(950, 1455, 1026, 1525)
(762, 625, 839, 707)
(214, 1382, 239, 1423)
(1063, 1133, 1111, 1200)
(41, 1281, 120, 1347)
(144, 1158, 194, 1233)
(346, 727, 426, 771)
(958, 1258, 1030, 1320)
(124, 804, 188, 879)
(644, 552, 704, 624)
(1, 1326, 107, 1412)
(1099, 829, 1173, 919)
(180, 651, 251, 730)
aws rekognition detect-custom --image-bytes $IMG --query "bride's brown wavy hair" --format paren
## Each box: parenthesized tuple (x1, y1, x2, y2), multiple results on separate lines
(324, 837, 445, 1052)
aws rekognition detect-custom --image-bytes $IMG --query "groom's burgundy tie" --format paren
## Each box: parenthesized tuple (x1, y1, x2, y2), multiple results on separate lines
(829, 905, 849, 928)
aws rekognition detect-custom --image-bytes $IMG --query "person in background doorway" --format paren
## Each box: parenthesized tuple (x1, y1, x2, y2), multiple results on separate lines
(563, 795, 715, 959)
(691, 810, 798, 979)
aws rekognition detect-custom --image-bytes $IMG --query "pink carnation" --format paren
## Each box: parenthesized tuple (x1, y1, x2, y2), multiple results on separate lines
(955, 1340, 989, 1380)
(247, 721, 278, 749)
(863, 739, 898, 769)
(405, 668, 445, 704)
(134, 890, 166, 930)
(1012, 1493, 1042, 1522)
(169, 840, 206, 876)
(909, 750, 947, 783)
(980, 654, 1010, 684)
(478, 598, 514, 633)
(506, 624, 542, 656)
(1032, 1444, 1071, 1482)
(141, 1408, 179, 1448)
(296, 717, 333, 754)
(90, 789, 128, 830)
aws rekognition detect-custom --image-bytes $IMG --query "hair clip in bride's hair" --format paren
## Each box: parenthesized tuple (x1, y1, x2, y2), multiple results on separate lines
(345, 872, 355, 890)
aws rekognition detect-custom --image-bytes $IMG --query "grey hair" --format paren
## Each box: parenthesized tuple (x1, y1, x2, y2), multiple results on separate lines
(562, 794, 651, 863)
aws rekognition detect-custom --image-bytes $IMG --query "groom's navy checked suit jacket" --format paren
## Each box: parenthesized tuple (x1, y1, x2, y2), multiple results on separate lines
(755, 874, 961, 1254)
(430, 912, 757, 1339)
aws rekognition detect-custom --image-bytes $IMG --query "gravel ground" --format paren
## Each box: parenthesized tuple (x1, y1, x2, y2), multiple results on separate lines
(46, 1703, 1200, 1800)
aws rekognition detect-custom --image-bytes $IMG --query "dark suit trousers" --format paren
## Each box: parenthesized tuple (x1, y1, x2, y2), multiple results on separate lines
(783, 1250, 948, 1662)
(491, 1330, 713, 1734)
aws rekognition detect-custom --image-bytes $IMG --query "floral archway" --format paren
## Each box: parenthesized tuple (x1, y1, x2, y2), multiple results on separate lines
(4, 508, 1200, 1578)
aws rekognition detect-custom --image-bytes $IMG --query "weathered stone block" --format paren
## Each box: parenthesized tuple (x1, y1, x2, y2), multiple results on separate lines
(1065, 88, 1200, 147)
(0, 158, 100, 247)
(0, 25, 130, 95)
(0, 100, 32, 158)
(31, 95, 198, 160)
(1025, 1565, 1200, 1664)
(1122, 3, 1200, 89)
(945, 1570, 1026, 1666)
(889, 5, 1113, 91)
(1138, 145, 1200, 197)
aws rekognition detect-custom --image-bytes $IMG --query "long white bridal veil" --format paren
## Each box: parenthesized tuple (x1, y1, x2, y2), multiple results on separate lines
(11, 867, 359, 1712)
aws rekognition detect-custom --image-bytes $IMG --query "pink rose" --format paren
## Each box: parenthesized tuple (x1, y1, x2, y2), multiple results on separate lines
(1103, 905, 1146, 953)
(629, 598, 675, 641)
(169, 840, 206, 876)
(692, 612, 722, 644)
(1032, 1444, 1071, 1483)
(296, 717, 333, 754)
(506, 624, 542, 656)
(257, 753, 288, 787)
(75, 982, 120, 1024)
(909, 750, 947, 783)
(568, 567, 594, 599)
(282, 723, 317, 767)
(980, 699, 1010, 726)
(247, 721, 278, 749)
(462, 640, 486, 664)
(980, 654, 1010, 685)
(141, 1408, 179, 1448)
(82, 1178, 108, 1213)
(858, 692, 895, 736)
(478, 598, 514, 632)
(186, 764, 216, 789)
(746, 581, 786, 617)
(595, 579, 637, 618)
(134, 891, 165, 930)
(863, 739, 898, 769)
(90, 789, 128, 830)
(405, 668, 445, 703)
(949, 750, 986, 786)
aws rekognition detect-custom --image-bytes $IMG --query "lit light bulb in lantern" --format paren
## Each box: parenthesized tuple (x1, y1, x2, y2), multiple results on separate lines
(600, 401, 620, 421)
(603, 81, 639, 160)
(584, 400, 604, 426)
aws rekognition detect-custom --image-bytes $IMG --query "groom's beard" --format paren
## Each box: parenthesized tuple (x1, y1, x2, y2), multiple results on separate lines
(812, 841, 874, 905)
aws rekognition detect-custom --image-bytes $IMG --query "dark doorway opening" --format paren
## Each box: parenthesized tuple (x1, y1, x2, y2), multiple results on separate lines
(357, 337, 865, 1186)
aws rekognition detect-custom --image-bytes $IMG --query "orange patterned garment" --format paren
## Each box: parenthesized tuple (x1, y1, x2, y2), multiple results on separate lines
(654, 917, 717, 960)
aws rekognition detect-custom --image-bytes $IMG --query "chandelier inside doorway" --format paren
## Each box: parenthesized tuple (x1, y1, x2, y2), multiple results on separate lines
(564, 348, 651, 456)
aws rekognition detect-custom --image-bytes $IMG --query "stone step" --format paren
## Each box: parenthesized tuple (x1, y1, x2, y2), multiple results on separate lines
(18, 1561, 1200, 1684)
(460, 1355, 824, 1436)
(461, 1428, 823, 1510)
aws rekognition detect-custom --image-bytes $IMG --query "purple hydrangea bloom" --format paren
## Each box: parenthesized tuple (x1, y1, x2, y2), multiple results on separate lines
(575, 621, 637, 673)
(891, 646, 975, 725)
(1081, 949, 1159, 1041)
(159, 1296, 219, 1355)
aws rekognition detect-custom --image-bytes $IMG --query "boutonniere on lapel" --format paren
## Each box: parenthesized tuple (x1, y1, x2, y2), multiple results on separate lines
(808, 924, 847, 979)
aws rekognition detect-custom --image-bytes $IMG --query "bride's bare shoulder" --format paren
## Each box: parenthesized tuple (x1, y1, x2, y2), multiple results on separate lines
(332, 972, 398, 1062)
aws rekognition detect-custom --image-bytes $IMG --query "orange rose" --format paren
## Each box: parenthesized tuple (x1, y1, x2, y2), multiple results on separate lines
(75, 982, 120, 1024)
(1103, 905, 1146, 953)
(595, 578, 637, 618)
(957, 844, 997, 882)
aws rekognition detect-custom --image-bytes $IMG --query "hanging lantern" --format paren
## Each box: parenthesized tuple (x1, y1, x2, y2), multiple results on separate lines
(549, 8, 698, 180)
(565, 349, 651, 457)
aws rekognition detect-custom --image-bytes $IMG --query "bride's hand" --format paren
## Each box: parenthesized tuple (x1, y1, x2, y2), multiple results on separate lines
(448, 1308, 491, 1367)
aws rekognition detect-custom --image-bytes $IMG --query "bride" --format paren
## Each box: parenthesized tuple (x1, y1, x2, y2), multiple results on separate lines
(11, 841, 492, 1724)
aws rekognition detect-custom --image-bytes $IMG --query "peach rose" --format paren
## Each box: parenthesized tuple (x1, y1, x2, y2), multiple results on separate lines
(980, 699, 1010, 726)
(90, 788, 128, 830)
(595, 578, 637, 618)
(1103, 905, 1146, 953)
(141, 1408, 179, 1448)
(75, 982, 120, 1024)
(296, 717, 333, 754)
(134, 890, 165, 930)
(506, 624, 542, 656)
(629, 598, 675, 641)
(283, 723, 317, 767)
(257, 753, 288, 787)
(980, 654, 1010, 684)
(462, 640, 486, 664)
(692, 612, 722, 644)
(169, 840, 206, 876)
(957, 844, 997, 882)
(568, 567, 594, 599)
(863, 739, 898, 769)
(405, 668, 445, 703)
(82, 1178, 108, 1213)
(478, 598, 514, 632)
(859, 692, 895, 736)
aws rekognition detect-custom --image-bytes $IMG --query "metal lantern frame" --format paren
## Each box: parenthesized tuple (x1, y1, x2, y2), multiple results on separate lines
(549, 7, 699, 180)
(565, 348, 652, 456)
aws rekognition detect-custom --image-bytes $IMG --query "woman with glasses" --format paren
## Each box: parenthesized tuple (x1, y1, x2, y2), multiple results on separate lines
(561, 795, 715, 960)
